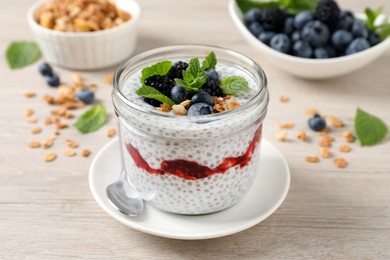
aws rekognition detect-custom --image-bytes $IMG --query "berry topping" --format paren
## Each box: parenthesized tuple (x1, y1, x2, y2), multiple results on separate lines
(301, 20, 330, 48)
(76, 88, 95, 104)
(261, 8, 286, 32)
(314, 0, 341, 31)
(170, 85, 189, 104)
(191, 90, 213, 106)
(144, 75, 174, 97)
(46, 74, 60, 87)
(308, 114, 326, 132)
(293, 11, 313, 30)
(168, 61, 188, 79)
(293, 40, 313, 58)
(331, 30, 353, 51)
(258, 31, 275, 45)
(38, 63, 53, 76)
(314, 47, 330, 59)
(346, 38, 370, 55)
(187, 103, 214, 116)
(248, 22, 264, 36)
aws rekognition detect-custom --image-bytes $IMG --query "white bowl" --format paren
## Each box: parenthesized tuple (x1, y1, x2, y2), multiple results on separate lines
(27, 0, 141, 70)
(228, 0, 390, 79)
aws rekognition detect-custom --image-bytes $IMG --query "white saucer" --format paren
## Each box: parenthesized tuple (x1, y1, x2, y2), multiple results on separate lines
(89, 137, 290, 240)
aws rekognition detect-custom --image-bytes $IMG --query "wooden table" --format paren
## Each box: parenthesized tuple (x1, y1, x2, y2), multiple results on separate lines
(1, 0, 389, 259)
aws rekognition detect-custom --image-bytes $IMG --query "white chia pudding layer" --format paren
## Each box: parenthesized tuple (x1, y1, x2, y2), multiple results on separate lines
(114, 60, 267, 215)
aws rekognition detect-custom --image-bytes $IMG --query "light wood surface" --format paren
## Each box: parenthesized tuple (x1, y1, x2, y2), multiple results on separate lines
(1, 0, 390, 259)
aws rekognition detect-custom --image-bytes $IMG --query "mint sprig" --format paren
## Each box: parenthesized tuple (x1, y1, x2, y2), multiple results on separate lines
(74, 104, 107, 133)
(236, 0, 318, 15)
(220, 76, 249, 95)
(136, 86, 174, 106)
(175, 58, 207, 93)
(355, 108, 388, 146)
(140, 61, 172, 83)
(363, 7, 390, 40)
(202, 51, 217, 70)
(6, 41, 41, 69)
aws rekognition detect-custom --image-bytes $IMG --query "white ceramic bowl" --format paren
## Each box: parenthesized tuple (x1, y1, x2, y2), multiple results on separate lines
(27, 0, 141, 70)
(228, 0, 390, 79)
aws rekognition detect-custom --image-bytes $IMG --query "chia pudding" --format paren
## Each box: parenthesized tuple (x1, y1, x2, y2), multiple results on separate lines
(112, 45, 269, 215)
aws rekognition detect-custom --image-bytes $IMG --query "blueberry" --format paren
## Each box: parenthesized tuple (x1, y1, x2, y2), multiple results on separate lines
(293, 11, 313, 30)
(248, 22, 264, 37)
(187, 103, 214, 116)
(258, 31, 275, 45)
(338, 10, 354, 30)
(331, 29, 353, 51)
(283, 17, 294, 35)
(45, 74, 60, 87)
(326, 46, 337, 58)
(244, 8, 262, 25)
(346, 37, 370, 55)
(301, 21, 330, 48)
(292, 40, 313, 58)
(351, 20, 368, 38)
(204, 68, 219, 83)
(291, 31, 301, 42)
(76, 88, 95, 104)
(38, 63, 53, 76)
(368, 31, 381, 46)
(170, 85, 189, 104)
(308, 114, 326, 132)
(191, 90, 213, 106)
(270, 33, 291, 53)
(314, 47, 329, 59)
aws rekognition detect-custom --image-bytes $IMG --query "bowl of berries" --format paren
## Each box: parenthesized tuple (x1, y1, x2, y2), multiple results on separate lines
(112, 45, 269, 215)
(229, 0, 390, 79)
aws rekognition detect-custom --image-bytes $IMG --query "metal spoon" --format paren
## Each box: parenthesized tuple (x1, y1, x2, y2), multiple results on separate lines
(106, 127, 144, 216)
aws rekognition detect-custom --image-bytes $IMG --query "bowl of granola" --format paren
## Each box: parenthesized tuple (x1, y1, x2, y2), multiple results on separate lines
(27, 0, 141, 70)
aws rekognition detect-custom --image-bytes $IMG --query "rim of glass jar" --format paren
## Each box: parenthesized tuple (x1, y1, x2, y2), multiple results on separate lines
(113, 44, 268, 122)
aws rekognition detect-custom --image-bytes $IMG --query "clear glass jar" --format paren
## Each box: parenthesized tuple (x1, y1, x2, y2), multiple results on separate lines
(112, 45, 269, 215)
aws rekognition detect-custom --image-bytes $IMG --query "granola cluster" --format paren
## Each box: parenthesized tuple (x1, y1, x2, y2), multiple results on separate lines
(35, 0, 131, 32)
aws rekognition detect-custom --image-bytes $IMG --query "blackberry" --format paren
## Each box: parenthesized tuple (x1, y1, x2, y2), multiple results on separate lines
(201, 79, 223, 97)
(261, 8, 286, 32)
(168, 61, 188, 79)
(143, 97, 162, 107)
(314, 0, 340, 31)
(144, 75, 174, 97)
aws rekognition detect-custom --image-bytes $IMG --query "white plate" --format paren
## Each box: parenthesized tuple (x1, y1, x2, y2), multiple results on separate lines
(89, 137, 290, 240)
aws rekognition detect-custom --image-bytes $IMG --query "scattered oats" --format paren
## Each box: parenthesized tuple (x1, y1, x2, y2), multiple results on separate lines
(319, 126, 331, 134)
(306, 156, 320, 163)
(28, 141, 41, 148)
(276, 122, 294, 129)
(341, 131, 355, 142)
(106, 128, 116, 137)
(42, 138, 54, 149)
(53, 129, 61, 136)
(339, 145, 352, 153)
(24, 91, 36, 98)
(65, 139, 78, 148)
(160, 103, 171, 112)
(279, 96, 289, 102)
(64, 149, 76, 157)
(52, 117, 60, 123)
(318, 138, 332, 147)
(180, 100, 191, 109)
(320, 147, 331, 158)
(81, 149, 91, 157)
(324, 115, 345, 128)
(172, 104, 187, 115)
(56, 122, 68, 129)
(31, 127, 42, 134)
(276, 131, 288, 142)
(334, 157, 347, 168)
(44, 117, 53, 125)
(72, 73, 84, 86)
(64, 112, 74, 119)
(305, 108, 319, 115)
(105, 74, 113, 84)
(25, 116, 38, 123)
(43, 152, 57, 162)
(44, 94, 55, 104)
(322, 135, 335, 142)
(297, 131, 308, 141)
(226, 100, 240, 110)
(25, 108, 34, 117)
(90, 84, 98, 91)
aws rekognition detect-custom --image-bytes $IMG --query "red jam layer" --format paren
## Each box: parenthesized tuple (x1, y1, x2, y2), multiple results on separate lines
(126, 126, 262, 180)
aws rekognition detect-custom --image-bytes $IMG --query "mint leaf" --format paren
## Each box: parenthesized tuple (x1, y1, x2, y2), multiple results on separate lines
(378, 23, 390, 40)
(220, 76, 249, 95)
(355, 108, 388, 146)
(202, 51, 217, 70)
(235, 0, 317, 15)
(140, 61, 172, 83)
(136, 86, 174, 106)
(74, 104, 107, 133)
(236, 0, 280, 13)
(6, 41, 41, 69)
(175, 58, 207, 93)
(364, 7, 382, 30)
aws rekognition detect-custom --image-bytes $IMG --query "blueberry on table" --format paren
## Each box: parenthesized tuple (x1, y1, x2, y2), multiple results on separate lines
(331, 30, 353, 51)
(258, 32, 275, 45)
(45, 74, 60, 87)
(191, 90, 213, 106)
(308, 114, 326, 132)
(301, 20, 330, 48)
(270, 34, 291, 54)
(293, 11, 313, 30)
(244, 8, 262, 26)
(170, 85, 188, 104)
(248, 22, 264, 37)
(314, 47, 330, 59)
(38, 63, 53, 76)
(351, 20, 368, 38)
(77, 88, 95, 104)
(346, 38, 370, 55)
(293, 40, 313, 58)
(187, 103, 214, 116)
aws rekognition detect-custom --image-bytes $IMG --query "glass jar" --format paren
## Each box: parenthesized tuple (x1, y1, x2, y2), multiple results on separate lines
(112, 45, 269, 215)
